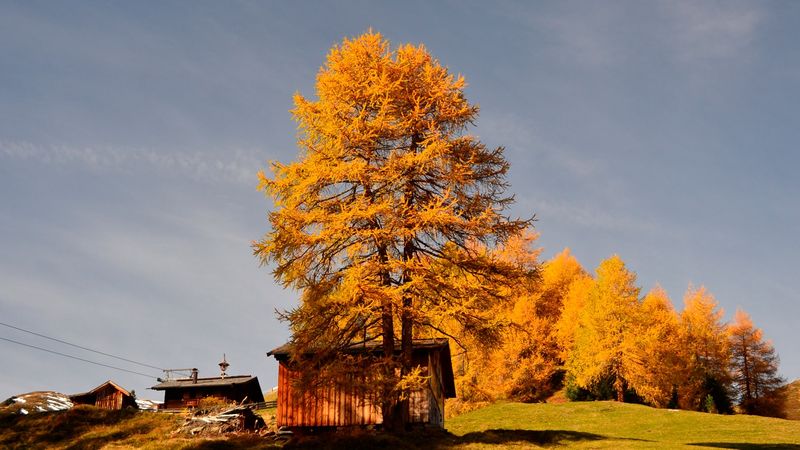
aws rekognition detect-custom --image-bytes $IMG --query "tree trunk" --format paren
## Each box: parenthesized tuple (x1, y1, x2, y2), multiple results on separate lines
(400, 258, 413, 429)
(615, 375, 625, 402)
(397, 133, 419, 431)
(378, 243, 403, 432)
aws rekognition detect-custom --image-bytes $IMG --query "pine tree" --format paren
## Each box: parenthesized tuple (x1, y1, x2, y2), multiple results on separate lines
(255, 31, 530, 429)
(729, 309, 785, 417)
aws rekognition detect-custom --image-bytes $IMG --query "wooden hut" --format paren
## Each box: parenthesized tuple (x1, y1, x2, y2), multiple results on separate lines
(70, 380, 137, 410)
(267, 338, 456, 429)
(150, 370, 264, 409)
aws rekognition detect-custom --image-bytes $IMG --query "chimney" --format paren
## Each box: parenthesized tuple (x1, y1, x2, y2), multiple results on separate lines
(191, 368, 198, 384)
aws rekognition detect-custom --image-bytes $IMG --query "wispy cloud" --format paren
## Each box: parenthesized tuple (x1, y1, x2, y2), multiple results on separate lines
(527, 197, 663, 235)
(0, 140, 264, 186)
(480, 113, 603, 178)
(538, 14, 620, 66)
(662, 0, 763, 62)
(495, 2, 624, 67)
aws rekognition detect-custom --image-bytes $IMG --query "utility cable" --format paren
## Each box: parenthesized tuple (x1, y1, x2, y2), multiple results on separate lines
(0, 321, 190, 376)
(0, 336, 160, 379)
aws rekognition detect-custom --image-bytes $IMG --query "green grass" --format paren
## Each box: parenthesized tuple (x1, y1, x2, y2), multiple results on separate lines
(445, 401, 800, 449)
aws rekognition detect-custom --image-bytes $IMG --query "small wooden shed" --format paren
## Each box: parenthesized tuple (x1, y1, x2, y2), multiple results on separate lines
(70, 380, 137, 410)
(150, 372, 264, 409)
(267, 338, 456, 429)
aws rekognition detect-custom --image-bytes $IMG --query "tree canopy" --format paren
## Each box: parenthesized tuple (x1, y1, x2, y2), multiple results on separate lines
(255, 31, 530, 429)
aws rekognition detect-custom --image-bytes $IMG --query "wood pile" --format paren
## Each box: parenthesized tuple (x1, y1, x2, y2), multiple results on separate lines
(175, 406, 265, 436)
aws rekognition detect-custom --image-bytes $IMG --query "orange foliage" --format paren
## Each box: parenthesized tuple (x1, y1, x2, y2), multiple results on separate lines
(256, 31, 531, 427)
(676, 286, 732, 411)
(729, 309, 785, 416)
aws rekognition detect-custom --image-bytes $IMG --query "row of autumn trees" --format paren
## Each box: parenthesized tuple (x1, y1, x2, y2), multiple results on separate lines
(255, 31, 785, 430)
(455, 245, 786, 417)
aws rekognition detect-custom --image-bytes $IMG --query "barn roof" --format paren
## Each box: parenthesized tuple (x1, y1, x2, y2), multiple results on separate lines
(70, 380, 133, 400)
(267, 338, 456, 398)
(150, 375, 259, 390)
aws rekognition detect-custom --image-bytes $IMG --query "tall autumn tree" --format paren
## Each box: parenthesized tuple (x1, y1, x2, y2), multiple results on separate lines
(625, 285, 682, 407)
(729, 309, 785, 417)
(555, 269, 594, 364)
(677, 286, 732, 412)
(440, 231, 541, 403)
(502, 248, 586, 401)
(467, 246, 584, 402)
(566, 255, 641, 402)
(255, 32, 530, 430)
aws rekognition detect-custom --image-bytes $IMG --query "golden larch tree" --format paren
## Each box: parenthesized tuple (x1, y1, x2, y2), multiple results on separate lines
(729, 309, 785, 417)
(676, 286, 732, 412)
(555, 269, 594, 364)
(625, 285, 682, 407)
(444, 231, 541, 402)
(255, 31, 530, 429)
(481, 247, 585, 402)
(566, 255, 641, 402)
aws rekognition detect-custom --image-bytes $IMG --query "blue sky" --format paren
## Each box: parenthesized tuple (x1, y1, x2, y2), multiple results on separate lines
(1, 1, 798, 400)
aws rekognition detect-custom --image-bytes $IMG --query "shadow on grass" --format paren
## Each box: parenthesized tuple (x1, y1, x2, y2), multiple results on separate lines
(457, 429, 605, 446)
(186, 435, 283, 449)
(688, 444, 800, 449)
(283, 428, 642, 449)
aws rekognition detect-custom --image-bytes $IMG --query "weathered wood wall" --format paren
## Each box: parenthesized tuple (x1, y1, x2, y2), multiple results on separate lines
(95, 385, 122, 409)
(277, 354, 446, 428)
(277, 363, 382, 427)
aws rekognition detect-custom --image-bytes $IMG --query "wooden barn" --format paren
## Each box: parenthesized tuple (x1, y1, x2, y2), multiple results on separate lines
(150, 370, 265, 409)
(267, 338, 456, 429)
(70, 380, 137, 410)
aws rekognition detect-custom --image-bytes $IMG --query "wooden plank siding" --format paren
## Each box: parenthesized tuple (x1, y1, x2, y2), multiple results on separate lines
(269, 338, 456, 429)
(278, 363, 382, 427)
(95, 385, 122, 409)
(277, 360, 441, 428)
(70, 381, 137, 410)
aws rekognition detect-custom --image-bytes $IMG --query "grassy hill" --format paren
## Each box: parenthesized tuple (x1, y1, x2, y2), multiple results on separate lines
(3, 401, 800, 449)
(445, 401, 800, 449)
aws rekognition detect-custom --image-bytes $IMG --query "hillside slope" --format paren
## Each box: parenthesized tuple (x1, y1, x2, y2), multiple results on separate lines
(1, 391, 72, 415)
(3, 401, 800, 449)
(0, 405, 277, 450)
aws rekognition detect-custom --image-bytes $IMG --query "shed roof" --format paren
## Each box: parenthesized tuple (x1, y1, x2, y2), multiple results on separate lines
(70, 380, 133, 400)
(267, 338, 456, 398)
(150, 375, 259, 390)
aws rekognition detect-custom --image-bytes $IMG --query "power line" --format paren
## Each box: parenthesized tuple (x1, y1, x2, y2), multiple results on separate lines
(0, 336, 160, 379)
(0, 321, 190, 376)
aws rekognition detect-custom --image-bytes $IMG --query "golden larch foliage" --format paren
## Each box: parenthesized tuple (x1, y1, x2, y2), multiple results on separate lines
(566, 255, 641, 402)
(255, 31, 531, 429)
(625, 285, 681, 407)
(729, 309, 785, 417)
(676, 285, 732, 412)
(555, 271, 594, 363)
